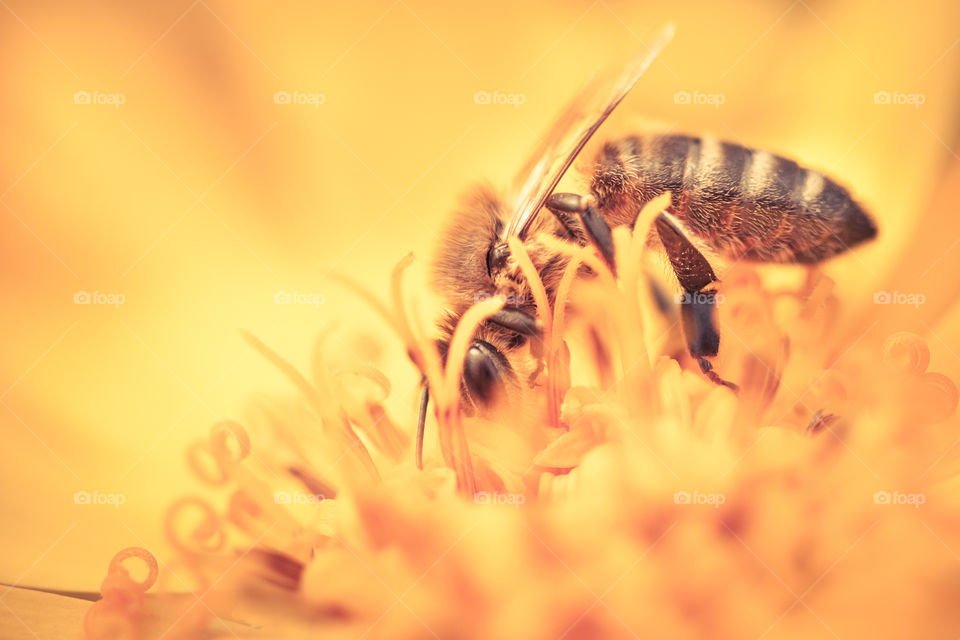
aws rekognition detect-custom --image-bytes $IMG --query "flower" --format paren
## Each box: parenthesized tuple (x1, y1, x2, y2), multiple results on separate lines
(85, 182, 960, 639)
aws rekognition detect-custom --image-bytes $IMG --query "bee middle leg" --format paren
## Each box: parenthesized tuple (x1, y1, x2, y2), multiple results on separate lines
(655, 214, 738, 392)
(546, 193, 736, 391)
(545, 193, 616, 272)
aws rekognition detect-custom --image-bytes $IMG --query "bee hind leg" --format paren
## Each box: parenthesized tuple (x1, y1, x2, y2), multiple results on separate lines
(545, 193, 616, 273)
(655, 214, 739, 393)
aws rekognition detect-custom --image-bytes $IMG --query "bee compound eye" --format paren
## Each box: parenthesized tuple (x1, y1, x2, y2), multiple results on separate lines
(462, 339, 515, 408)
(486, 242, 510, 277)
(464, 345, 501, 404)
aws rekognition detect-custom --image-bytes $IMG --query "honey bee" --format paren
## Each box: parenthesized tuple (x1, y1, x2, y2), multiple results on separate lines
(419, 24, 876, 459)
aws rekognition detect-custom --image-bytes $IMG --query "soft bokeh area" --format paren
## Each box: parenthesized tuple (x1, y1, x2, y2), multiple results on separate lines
(1, 0, 958, 600)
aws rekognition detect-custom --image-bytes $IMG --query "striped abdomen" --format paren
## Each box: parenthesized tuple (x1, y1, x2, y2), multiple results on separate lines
(591, 135, 876, 263)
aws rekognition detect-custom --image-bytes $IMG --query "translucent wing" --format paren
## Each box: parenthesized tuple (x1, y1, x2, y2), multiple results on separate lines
(505, 23, 674, 239)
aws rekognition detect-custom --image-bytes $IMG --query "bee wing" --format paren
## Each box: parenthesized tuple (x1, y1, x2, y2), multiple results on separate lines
(505, 23, 674, 239)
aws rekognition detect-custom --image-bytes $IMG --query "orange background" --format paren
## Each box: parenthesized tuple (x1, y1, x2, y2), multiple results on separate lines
(1, 0, 958, 590)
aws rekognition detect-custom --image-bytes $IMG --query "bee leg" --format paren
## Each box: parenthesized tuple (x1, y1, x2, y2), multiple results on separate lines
(806, 409, 838, 435)
(488, 308, 542, 338)
(545, 194, 589, 245)
(487, 307, 545, 388)
(655, 214, 739, 392)
(416, 379, 429, 469)
(546, 193, 616, 272)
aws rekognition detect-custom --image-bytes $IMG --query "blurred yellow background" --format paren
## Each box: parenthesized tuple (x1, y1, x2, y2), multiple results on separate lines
(1, 0, 958, 591)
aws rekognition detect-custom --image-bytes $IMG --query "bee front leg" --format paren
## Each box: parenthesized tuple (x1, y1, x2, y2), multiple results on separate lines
(654, 214, 739, 392)
(487, 308, 542, 338)
(546, 193, 616, 272)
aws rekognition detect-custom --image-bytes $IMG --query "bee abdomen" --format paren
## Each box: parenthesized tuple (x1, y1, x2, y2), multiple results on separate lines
(593, 135, 876, 263)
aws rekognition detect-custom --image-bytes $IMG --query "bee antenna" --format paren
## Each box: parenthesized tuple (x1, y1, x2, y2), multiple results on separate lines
(416, 378, 429, 470)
